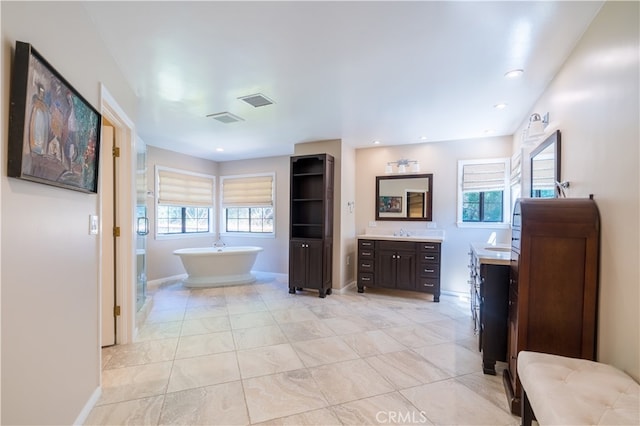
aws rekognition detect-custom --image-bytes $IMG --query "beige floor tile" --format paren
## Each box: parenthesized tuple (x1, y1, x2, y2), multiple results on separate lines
(159, 381, 249, 425)
(292, 336, 359, 367)
(187, 293, 227, 308)
(309, 358, 394, 405)
(175, 331, 235, 359)
(85, 395, 164, 425)
(332, 392, 432, 425)
(145, 307, 186, 324)
(99, 362, 173, 405)
(340, 330, 406, 357)
(456, 368, 513, 414)
(365, 350, 451, 389)
(321, 315, 377, 335)
(425, 318, 476, 342)
(381, 324, 448, 348)
(233, 324, 289, 350)
(254, 407, 341, 425)
(227, 300, 269, 315)
(279, 320, 335, 342)
(135, 321, 183, 342)
(183, 304, 229, 320)
(180, 316, 231, 336)
(270, 307, 319, 324)
(400, 379, 518, 425)
(104, 338, 178, 369)
(243, 369, 328, 423)
(167, 352, 240, 393)
(413, 341, 482, 376)
(237, 343, 304, 378)
(230, 311, 276, 330)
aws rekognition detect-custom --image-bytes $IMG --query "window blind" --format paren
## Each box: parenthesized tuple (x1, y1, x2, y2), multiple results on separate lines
(462, 162, 507, 192)
(222, 175, 274, 207)
(157, 168, 214, 207)
(531, 157, 555, 189)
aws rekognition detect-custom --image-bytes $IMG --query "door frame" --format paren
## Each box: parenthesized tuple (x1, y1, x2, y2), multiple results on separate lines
(100, 84, 136, 345)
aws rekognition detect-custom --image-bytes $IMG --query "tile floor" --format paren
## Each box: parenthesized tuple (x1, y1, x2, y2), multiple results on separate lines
(86, 273, 519, 425)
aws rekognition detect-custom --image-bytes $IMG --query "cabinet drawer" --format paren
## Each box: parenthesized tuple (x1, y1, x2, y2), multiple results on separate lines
(420, 265, 440, 278)
(359, 240, 375, 249)
(359, 260, 375, 272)
(376, 240, 417, 251)
(419, 242, 440, 253)
(418, 278, 439, 292)
(420, 252, 440, 264)
(359, 249, 374, 259)
(358, 273, 374, 286)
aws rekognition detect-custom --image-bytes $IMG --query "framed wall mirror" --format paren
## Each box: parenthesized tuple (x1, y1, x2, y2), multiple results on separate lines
(530, 130, 561, 198)
(376, 173, 433, 221)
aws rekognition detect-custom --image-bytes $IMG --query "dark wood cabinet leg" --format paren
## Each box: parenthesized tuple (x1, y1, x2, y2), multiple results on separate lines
(434, 293, 440, 302)
(482, 358, 497, 375)
(521, 389, 534, 426)
(318, 289, 326, 298)
(357, 286, 364, 293)
(326, 288, 332, 295)
(288, 287, 296, 294)
(295, 287, 303, 291)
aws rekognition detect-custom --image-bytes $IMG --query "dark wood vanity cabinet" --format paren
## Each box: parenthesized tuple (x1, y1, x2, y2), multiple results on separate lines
(375, 241, 417, 290)
(289, 154, 334, 298)
(357, 239, 441, 302)
(503, 198, 600, 415)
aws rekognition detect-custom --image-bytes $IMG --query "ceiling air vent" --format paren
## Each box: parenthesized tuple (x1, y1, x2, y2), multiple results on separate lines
(238, 93, 274, 108)
(206, 112, 244, 124)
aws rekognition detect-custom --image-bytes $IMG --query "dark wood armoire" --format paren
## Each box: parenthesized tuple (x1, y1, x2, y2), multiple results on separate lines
(504, 197, 600, 415)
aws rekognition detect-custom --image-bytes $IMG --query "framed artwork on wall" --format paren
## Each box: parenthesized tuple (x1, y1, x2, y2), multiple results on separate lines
(7, 41, 101, 193)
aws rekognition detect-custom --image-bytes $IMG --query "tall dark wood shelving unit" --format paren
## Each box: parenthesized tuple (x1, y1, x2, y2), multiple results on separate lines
(288, 154, 334, 298)
(503, 197, 600, 415)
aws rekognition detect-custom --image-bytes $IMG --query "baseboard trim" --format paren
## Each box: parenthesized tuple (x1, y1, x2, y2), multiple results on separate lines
(73, 385, 101, 425)
(334, 280, 357, 294)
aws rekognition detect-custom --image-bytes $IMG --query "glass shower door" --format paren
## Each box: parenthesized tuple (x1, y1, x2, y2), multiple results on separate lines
(135, 138, 149, 311)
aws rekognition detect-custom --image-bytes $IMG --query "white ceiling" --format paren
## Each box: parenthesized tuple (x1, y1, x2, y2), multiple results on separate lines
(83, 1, 603, 161)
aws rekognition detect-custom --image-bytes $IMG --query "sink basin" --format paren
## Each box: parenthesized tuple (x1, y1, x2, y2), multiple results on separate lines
(484, 246, 510, 252)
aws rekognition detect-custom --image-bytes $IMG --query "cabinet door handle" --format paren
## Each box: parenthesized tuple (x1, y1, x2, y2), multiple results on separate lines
(423, 283, 434, 287)
(424, 245, 435, 249)
(362, 242, 372, 246)
(361, 277, 371, 281)
(362, 263, 371, 267)
(424, 269, 435, 273)
(362, 251, 371, 256)
(425, 256, 435, 260)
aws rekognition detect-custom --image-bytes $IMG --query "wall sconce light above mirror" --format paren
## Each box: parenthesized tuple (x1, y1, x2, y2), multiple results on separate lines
(376, 173, 433, 221)
(385, 159, 420, 174)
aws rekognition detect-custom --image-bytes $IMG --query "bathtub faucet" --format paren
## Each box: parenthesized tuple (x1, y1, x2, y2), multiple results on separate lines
(213, 238, 226, 248)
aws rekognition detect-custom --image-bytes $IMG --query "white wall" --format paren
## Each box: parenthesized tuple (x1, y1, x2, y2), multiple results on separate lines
(355, 137, 513, 296)
(511, 1, 639, 380)
(1, 2, 136, 424)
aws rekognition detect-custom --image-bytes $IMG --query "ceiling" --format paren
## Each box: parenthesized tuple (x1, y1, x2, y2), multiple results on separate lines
(83, 1, 603, 161)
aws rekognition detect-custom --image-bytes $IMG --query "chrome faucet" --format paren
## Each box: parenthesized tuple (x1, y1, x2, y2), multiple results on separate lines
(213, 238, 226, 247)
(394, 228, 410, 237)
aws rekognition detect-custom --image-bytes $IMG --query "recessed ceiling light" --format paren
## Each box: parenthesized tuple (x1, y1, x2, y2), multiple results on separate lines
(494, 103, 508, 110)
(216, 148, 224, 152)
(504, 69, 524, 78)
(420, 136, 428, 141)
(373, 140, 380, 144)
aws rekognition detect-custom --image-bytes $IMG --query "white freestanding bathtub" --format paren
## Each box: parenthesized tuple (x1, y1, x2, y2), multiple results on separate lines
(173, 246, 263, 287)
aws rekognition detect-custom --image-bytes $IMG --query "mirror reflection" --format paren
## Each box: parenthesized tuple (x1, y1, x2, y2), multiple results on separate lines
(530, 130, 561, 198)
(376, 174, 433, 221)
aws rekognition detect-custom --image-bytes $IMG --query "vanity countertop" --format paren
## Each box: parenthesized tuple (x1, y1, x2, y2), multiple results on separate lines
(357, 230, 445, 243)
(470, 242, 511, 266)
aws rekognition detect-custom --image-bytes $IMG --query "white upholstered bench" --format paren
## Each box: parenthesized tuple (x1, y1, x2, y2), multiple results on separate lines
(518, 351, 639, 425)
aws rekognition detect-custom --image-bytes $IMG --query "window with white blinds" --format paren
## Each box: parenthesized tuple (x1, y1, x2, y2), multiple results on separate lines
(221, 174, 274, 207)
(157, 167, 215, 207)
(457, 158, 511, 227)
(221, 173, 275, 235)
(155, 166, 215, 237)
